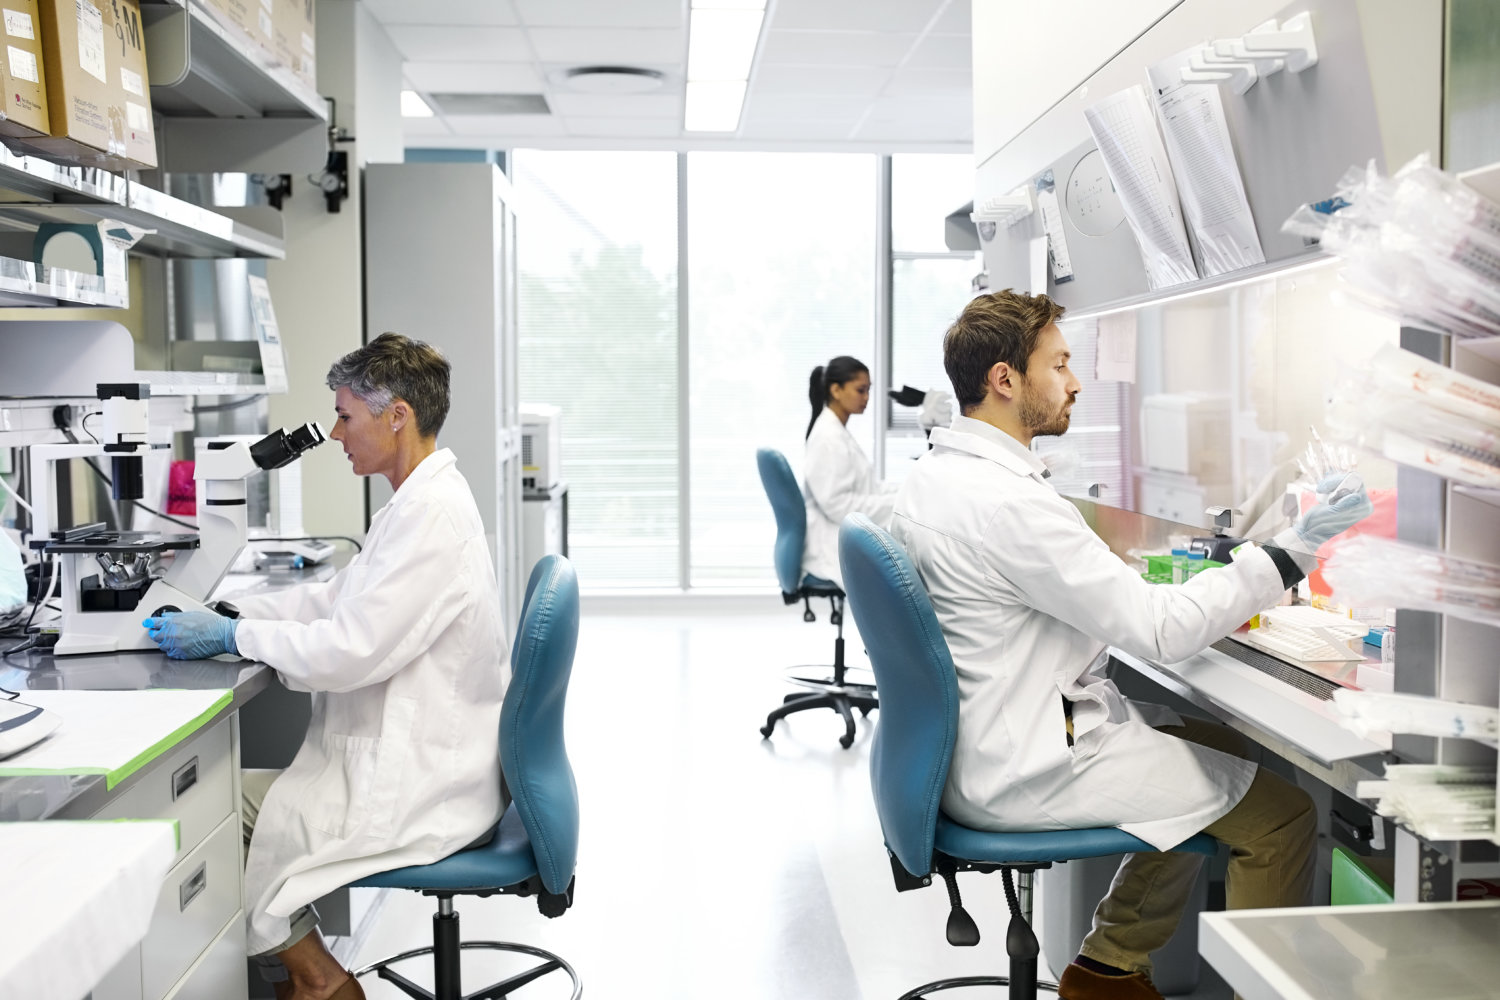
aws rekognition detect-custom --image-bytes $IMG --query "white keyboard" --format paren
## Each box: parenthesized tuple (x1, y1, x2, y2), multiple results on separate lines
(1242, 622, 1364, 663)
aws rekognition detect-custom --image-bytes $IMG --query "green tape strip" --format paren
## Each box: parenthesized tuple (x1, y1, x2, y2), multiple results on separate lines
(0, 689, 232, 790)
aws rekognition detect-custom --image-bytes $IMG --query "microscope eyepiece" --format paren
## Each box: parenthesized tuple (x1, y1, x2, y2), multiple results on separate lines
(249, 422, 327, 471)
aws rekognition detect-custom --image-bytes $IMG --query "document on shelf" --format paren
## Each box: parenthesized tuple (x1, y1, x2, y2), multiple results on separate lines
(1034, 169, 1075, 283)
(1083, 85, 1199, 289)
(1096, 312, 1138, 383)
(1146, 47, 1265, 276)
(0, 688, 232, 788)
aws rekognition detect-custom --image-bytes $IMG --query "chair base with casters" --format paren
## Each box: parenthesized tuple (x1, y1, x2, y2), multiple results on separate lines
(349, 809, 581, 1000)
(888, 821, 1219, 999)
(759, 583, 878, 749)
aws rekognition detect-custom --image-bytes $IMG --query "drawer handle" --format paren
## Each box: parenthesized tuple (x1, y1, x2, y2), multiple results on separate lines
(171, 756, 199, 800)
(179, 862, 208, 911)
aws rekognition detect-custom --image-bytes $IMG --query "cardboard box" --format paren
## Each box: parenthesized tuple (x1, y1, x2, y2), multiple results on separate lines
(0, 0, 49, 139)
(200, 0, 273, 60)
(32, 0, 156, 169)
(272, 0, 313, 90)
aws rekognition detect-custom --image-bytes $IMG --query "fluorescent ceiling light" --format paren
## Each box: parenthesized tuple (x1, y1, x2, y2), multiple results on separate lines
(685, 80, 748, 132)
(400, 90, 434, 118)
(687, 8, 764, 81)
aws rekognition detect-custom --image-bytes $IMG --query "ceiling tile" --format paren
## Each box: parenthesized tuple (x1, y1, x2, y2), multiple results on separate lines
(758, 30, 918, 67)
(386, 26, 532, 62)
(882, 68, 973, 97)
(400, 116, 454, 137)
(904, 33, 971, 70)
(546, 92, 684, 118)
(404, 61, 544, 94)
(863, 95, 972, 127)
(931, 0, 971, 35)
(855, 117, 973, 143)
(563, 117, 684, 138)
(526, 27, 686, 64)
(752, 64, 891, 97)
(737, 119, 859, 141)
(741, 95, 875, 119)
(770, 0, 946, 34)
(445, 114, 568, 136)
(514, 0, 684, 29)
(362, 0, 520, 26)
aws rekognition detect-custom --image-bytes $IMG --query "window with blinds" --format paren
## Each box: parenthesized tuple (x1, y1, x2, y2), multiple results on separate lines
(686, 152, 877, 587)
(513, 150, 680, 587)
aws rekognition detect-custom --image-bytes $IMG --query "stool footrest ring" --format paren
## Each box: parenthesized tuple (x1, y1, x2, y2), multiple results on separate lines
(351, 940, 581, 1000)
(897, 975, 1059, 999)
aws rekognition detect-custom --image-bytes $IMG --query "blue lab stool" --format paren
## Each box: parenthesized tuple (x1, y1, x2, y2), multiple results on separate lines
(755, 447, 877, 749)
(837, 515, 1218, 998)
(349, 556, 582, 1000)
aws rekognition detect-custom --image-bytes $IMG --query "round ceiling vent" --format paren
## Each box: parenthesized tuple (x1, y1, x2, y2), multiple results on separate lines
(560, 66, 667, 95)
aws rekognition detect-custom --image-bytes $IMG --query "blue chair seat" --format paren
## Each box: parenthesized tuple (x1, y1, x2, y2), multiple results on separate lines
(354, 805, 535, 894)
(801, 573, 841, 594)
(934, 814, 1218, 866)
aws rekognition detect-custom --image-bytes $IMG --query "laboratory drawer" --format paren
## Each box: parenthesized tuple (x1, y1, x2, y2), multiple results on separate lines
(94, 717, 234, 866)
(141, 815, 242, 1000)
(163, 908, 248, 1000)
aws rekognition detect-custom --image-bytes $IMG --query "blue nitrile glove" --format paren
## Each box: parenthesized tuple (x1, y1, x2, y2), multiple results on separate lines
(1292, 474, 1374, 551)
(142, 612, 239, 660)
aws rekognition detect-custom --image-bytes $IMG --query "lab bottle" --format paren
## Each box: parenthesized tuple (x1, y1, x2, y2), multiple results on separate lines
(1171, 548, 1189, 585)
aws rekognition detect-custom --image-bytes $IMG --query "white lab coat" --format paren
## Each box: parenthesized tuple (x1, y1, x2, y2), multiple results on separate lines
(802, 407, 897, 588)
(230, 449, 508, 955)
(890, 417, 1291, 850)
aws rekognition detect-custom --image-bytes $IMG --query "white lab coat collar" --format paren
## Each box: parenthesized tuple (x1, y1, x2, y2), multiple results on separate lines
(928, 416, 1050, 481)
(379, 448, 456, 516)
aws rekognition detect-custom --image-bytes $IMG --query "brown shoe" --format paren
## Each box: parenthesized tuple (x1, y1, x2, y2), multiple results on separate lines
(1057, 962, 1165, 1000)
(328, 975, 366, 1000)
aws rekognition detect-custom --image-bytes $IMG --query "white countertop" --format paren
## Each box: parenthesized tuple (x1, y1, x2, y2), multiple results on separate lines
(1201, 900, 1500, 1000)
(0, 820, 178, 1000)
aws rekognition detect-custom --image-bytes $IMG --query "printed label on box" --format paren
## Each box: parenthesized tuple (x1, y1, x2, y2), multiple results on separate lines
(7, 43, 35, 82)
(126, 100, 149, 131)
(3, 8, 33, 39)
(120, 66, 143, 97)
(76, 0, 106, 84)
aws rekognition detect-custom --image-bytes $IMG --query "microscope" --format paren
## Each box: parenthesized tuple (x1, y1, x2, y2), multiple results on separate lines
(28, 383, 325, 656)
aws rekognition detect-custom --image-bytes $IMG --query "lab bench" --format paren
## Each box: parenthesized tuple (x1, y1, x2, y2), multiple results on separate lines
(0, 650, 269, 1000)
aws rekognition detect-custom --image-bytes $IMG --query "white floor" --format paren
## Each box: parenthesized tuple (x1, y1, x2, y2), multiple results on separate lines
(345, 609, 1232, 999)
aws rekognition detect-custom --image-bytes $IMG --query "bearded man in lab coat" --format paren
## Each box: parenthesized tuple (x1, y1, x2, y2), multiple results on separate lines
(144, 333, 507, 1000)
(889, 291, 1373, 1000)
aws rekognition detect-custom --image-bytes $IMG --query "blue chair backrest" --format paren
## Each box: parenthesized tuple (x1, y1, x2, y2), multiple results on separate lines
(756, 448, 806, 596)
(838, 513, 958, 879)
(512, 556, 554, 671)
(500, 554, 580, 896)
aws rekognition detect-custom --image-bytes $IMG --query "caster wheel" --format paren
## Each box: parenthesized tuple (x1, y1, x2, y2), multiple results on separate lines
(839, 735, 854, 749)
(803, 610, 816, 622)
(760, 725, 775, 738)
(830, 612, 843, 626)
(859, 707, 871, 717)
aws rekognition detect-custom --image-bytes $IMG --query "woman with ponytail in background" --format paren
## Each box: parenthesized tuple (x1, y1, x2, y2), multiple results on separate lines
(801, 356, 898, 588)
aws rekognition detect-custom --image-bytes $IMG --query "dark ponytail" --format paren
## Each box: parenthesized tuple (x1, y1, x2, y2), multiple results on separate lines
(805, 355, 870, 439)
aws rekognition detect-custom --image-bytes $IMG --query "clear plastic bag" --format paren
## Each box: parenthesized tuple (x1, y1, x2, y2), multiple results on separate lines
(1322, 534, 1500, 629)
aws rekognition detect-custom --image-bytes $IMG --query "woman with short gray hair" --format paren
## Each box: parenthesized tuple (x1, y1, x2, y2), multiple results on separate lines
(145, 332, 508, 1000)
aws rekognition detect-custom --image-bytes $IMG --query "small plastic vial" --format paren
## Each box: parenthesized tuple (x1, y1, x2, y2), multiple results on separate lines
(1186, 551, 1206, 578)
(1171, 548, 1189, 585)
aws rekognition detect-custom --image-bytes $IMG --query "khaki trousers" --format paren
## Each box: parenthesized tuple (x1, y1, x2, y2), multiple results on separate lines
(1078, 717, 1317, 976)
(242, 769, 320, 978)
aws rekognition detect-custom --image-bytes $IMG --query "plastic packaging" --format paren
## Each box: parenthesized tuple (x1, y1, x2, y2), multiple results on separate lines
(1323, 534, 1500, 629)
(1282, 154, 1500, 340)
(1333, 689, 1500, 741)
(1356, 764, 1496, 840)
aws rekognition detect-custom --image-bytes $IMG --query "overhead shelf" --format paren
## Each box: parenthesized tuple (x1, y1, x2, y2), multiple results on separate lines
(0, 144, 284, 259)
(0, 256, 127, 308)
(144, 0, 325, 120)
(1063, 250, 1337, 323)
(137, 371, 270, 396)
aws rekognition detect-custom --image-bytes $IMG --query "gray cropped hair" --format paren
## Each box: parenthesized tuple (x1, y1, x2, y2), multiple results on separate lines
(326, 332, 451, 437)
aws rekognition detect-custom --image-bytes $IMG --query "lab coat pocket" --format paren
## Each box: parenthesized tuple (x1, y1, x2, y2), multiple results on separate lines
(309, 697, 417, 841)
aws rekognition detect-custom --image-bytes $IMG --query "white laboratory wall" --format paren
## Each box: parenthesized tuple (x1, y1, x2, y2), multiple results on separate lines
(264, 0, 402, 540)
(971, 0, 1180, 166)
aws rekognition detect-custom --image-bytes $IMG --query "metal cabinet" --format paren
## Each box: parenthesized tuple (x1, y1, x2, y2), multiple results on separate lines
(363, 163, 525, 633)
